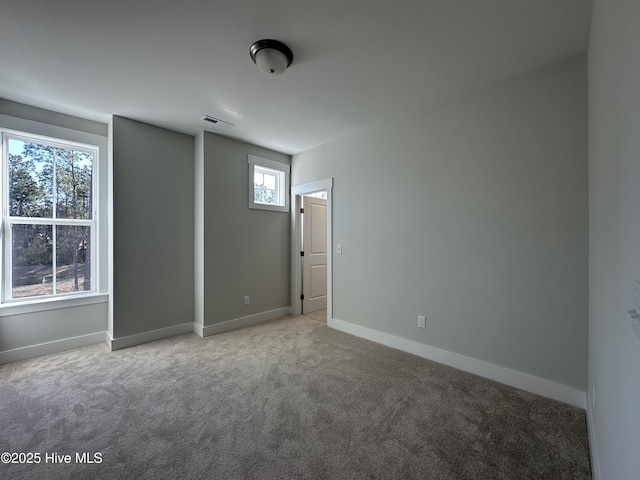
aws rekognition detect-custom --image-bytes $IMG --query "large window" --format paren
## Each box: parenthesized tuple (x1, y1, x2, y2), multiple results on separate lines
(248, 155, 290, 213)
(1, 131, 97, 302)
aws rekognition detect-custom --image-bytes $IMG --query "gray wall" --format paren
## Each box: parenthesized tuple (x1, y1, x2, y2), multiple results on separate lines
(201, 132, 290, 324)
(0, 100, 108, 359)
(292, 55, 588, 390)
(0, 305, 105, 352)
(0, 99, 107, 137)
(588, 1, 640, 478)
(112, 116, 194, 338)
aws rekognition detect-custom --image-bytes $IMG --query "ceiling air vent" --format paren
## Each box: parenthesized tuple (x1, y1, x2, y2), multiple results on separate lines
(201, 115, 234, 128)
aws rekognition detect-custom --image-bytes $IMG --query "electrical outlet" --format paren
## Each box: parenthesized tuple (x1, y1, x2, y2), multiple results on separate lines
(418, 316, 426, 328)
(243, 295, 250, 306)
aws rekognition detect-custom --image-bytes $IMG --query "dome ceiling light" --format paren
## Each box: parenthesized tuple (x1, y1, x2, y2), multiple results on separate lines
(250, 39, 293, 76)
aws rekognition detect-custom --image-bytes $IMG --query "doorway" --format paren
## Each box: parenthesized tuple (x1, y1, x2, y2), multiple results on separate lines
(291, 178, 333, 321)
(301, 192, 327, 314)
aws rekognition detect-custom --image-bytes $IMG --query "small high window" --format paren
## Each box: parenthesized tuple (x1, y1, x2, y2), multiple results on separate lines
(248, 155, 289, 212)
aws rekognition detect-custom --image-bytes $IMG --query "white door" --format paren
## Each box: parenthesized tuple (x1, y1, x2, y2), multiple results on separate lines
(302, 196, 327, 313)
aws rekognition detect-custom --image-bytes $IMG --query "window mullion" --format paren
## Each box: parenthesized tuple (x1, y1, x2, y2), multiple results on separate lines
(52, 147, 57, 220)
(52, 224, 57, 295)
(7, 217, 92, 226)
(52, 148, 57, 295)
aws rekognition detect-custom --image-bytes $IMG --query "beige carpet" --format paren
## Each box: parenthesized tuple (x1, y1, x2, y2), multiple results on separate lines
(0, 311, 591, 479)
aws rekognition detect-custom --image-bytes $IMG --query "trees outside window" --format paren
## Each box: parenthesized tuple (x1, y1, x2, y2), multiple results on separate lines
(2, 133, 96, 301)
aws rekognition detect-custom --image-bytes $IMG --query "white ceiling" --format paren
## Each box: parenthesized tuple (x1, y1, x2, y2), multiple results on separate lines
(0, 0, 592, 155)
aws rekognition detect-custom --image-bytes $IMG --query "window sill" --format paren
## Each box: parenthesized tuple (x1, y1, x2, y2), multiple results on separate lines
(0, 293, 108, 317)
(249, 202, 289, 213)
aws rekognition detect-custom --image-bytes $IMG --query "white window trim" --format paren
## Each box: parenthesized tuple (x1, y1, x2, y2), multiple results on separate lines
(0, 292, 108, 317)
(1, 128, 100, 305)
(248, 155, 290, 213)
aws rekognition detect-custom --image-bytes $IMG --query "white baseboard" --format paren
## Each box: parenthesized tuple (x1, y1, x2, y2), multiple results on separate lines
(0, 331, 107, 365)
(108, 322, 194, 351)
(329, 317, 587, 409)
(587, 402, 601, 480)
(200, 307, 290, 337)
(193, 322, 204, 337)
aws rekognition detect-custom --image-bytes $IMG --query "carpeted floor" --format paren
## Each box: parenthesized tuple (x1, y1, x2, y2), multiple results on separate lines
(0, 311, 591, 479)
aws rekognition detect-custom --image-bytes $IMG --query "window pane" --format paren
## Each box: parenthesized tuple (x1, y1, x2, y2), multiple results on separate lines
(11, 224, 53, 298)
(264, 172, 276, 191)
(56, 226, 91, 293)
(56, 149, 93, 219)
(254, 182, 277, 204)
(8, 139, 53, 217)
(254, 167, 279, 205)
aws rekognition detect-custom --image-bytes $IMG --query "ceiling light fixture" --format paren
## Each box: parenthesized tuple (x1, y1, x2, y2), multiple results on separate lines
(250, 39, 293, 76)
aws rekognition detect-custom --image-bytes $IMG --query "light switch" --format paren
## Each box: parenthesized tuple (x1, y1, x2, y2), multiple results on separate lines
(337, 244, 342, 254)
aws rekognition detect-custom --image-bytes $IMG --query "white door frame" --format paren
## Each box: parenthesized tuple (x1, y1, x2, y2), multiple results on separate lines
(291, 178, 333, 321)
